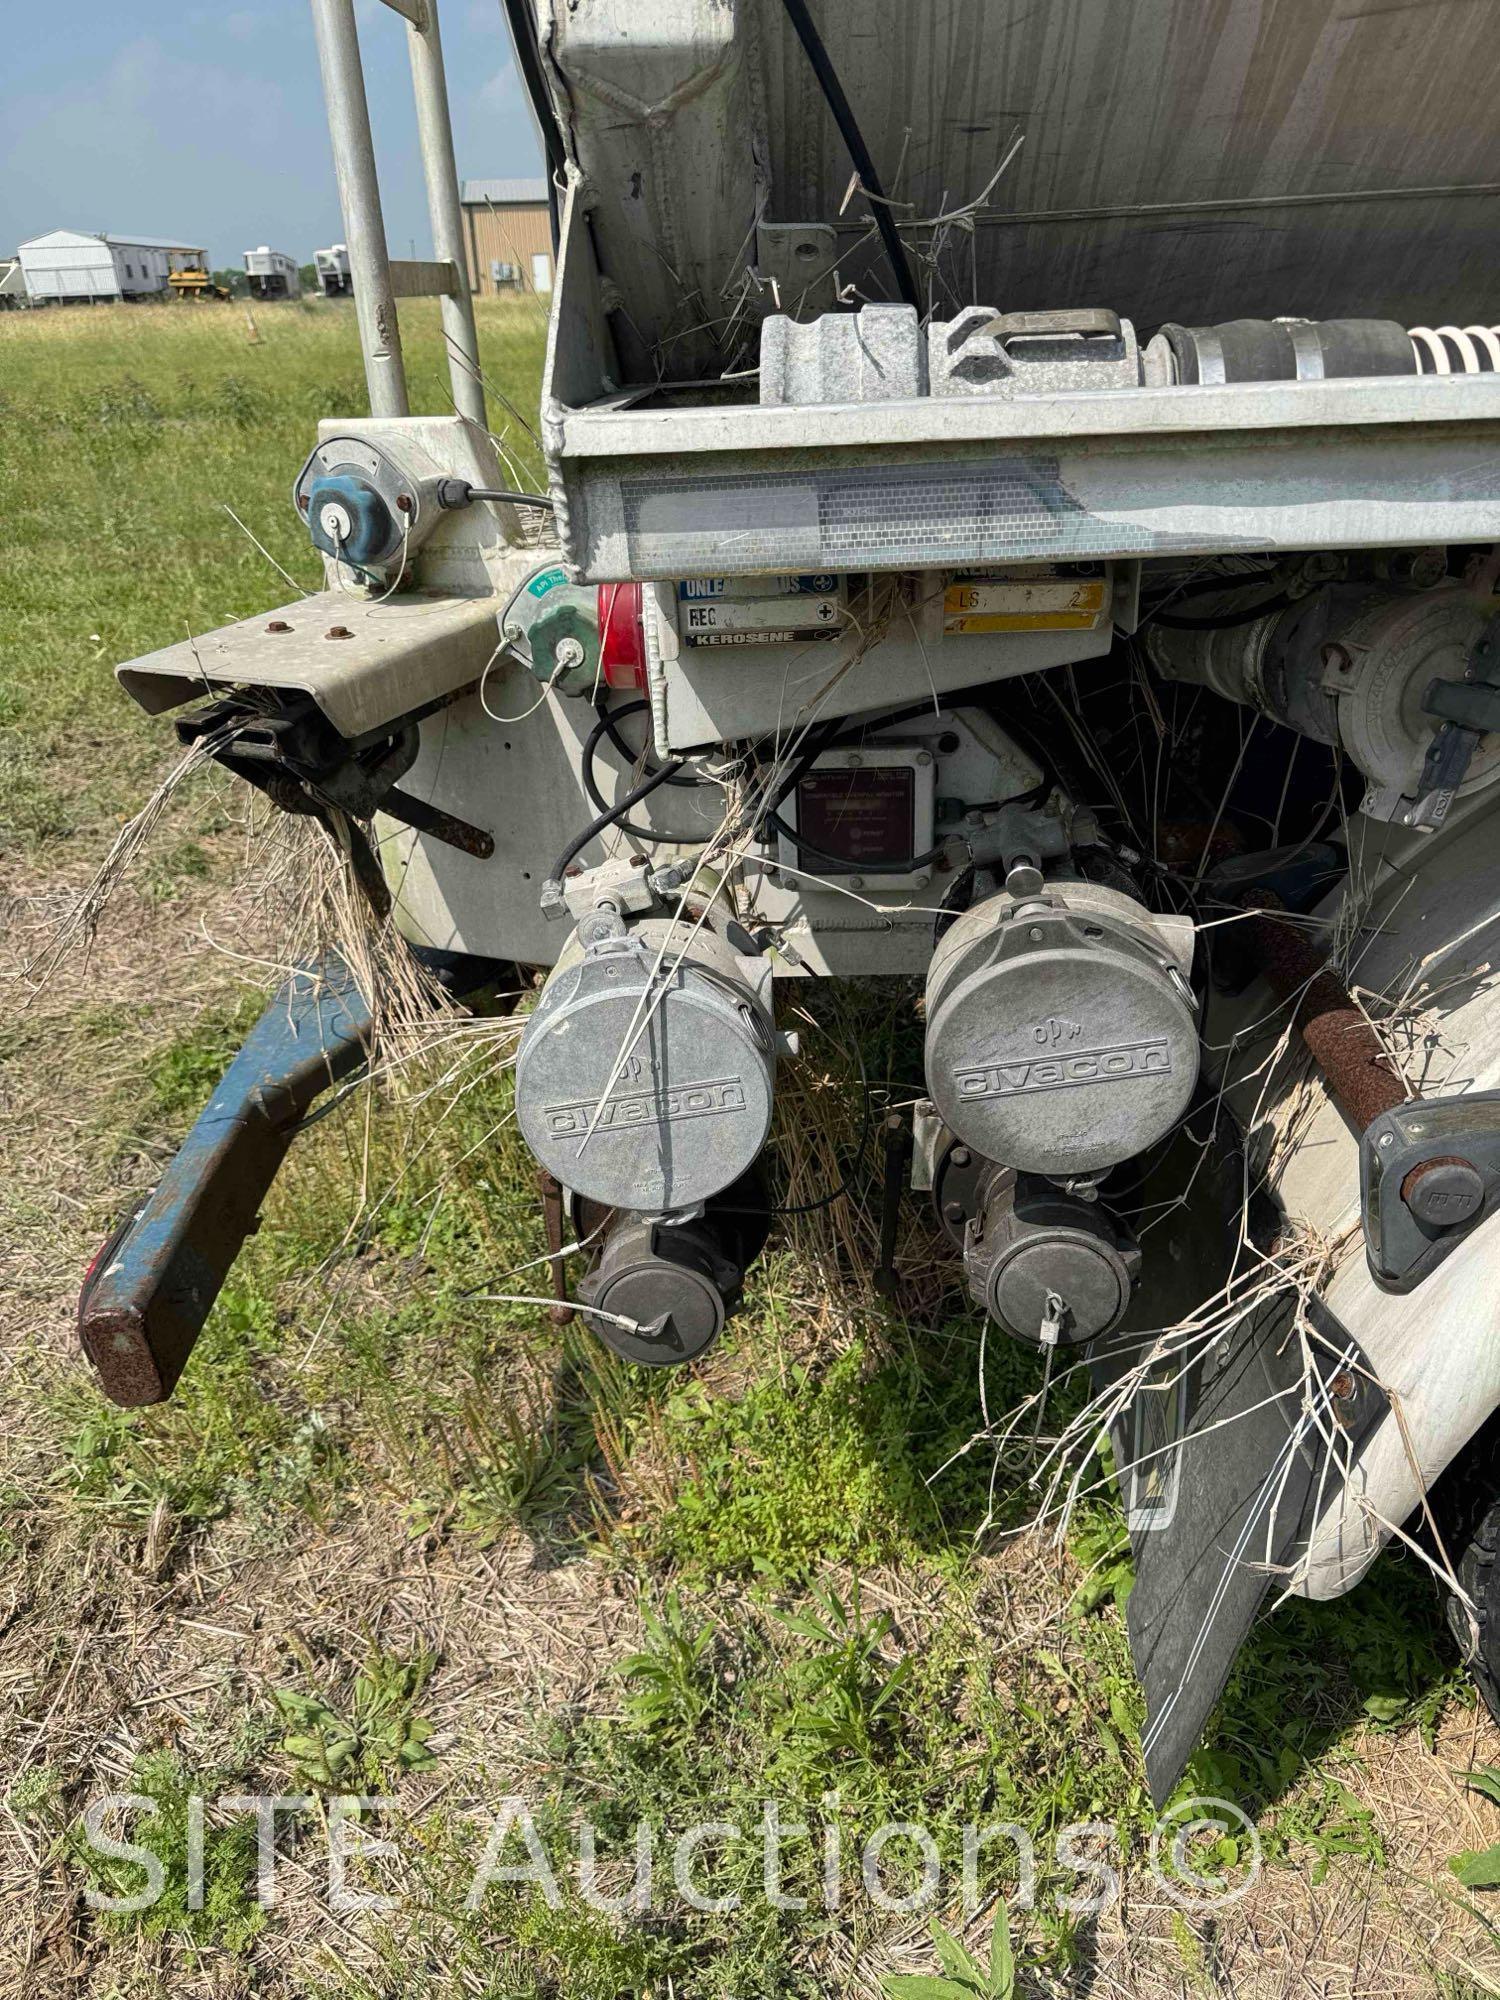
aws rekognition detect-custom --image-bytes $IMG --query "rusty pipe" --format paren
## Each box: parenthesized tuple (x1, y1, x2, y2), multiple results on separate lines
(1248, 906, 1408, 1130)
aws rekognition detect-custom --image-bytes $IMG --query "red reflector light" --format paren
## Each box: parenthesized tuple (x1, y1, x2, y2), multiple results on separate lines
(598, 581, 646, 689)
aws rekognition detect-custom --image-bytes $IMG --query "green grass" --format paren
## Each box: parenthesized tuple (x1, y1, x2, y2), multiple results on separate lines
(60, 1751, 268, 1957)
(2, 294, 1494, 2000)
(272, 1646, 439, 1793)
(138, 990, 267, 1128)
(0, 295, 547, 855)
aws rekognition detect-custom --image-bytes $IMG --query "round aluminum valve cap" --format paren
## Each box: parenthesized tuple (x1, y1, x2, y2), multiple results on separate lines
(984, 1230, 1129, 1343)
(516, 925, 775, 1214)
(925, 887, 1199, 1178)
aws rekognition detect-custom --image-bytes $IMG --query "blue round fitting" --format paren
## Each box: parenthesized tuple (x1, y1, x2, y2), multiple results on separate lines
(307, 473, 398, 567)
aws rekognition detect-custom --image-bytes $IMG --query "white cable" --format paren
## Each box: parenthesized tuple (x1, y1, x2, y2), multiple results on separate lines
(469, 1292, 644, 1334)
(364, 510, 412, 605)
(220, 503, 311, 597)
(328, 513, 411, 603)
(480, 645, 567, 724)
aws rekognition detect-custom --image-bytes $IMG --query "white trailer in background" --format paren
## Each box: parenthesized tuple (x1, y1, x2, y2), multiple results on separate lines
(0, 259, 26, 310)
(313, 243, 352, 297)
(244, 246, 301, 300)
(17, 230, 204, 304)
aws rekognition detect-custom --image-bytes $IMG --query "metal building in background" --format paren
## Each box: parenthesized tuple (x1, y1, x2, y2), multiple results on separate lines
(459, 178, 551, 297)
(17, 229, 206, 304)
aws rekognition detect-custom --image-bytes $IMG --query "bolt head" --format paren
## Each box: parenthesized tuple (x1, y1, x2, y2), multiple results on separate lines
(265, 619, 290, 634)
(847, 876, 864, 891)
(915, 750, 933, 767)
(325, 625, 353, 640)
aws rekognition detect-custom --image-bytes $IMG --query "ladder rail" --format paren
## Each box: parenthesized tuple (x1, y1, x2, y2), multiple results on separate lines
(308, 0, 487, 429)
(406, 0, 487, 427)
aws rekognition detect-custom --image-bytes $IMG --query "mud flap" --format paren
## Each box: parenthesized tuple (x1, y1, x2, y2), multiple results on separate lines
(1097, 1292, 1387, 1805)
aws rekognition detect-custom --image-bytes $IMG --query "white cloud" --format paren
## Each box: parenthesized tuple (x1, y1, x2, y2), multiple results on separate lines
(478, 60, 522, 113)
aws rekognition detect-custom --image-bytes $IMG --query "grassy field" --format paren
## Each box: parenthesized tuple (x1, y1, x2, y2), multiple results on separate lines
(3, 296, 1500, 2000)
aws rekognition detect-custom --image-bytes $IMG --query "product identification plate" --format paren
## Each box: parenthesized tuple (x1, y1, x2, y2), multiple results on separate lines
(796, 767, 915, 867)
(944, 564, 1109, 636)
(678, 574, 842, 648)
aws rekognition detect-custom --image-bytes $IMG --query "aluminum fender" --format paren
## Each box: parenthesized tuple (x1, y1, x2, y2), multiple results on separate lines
(1210, 792, 1500, 1600)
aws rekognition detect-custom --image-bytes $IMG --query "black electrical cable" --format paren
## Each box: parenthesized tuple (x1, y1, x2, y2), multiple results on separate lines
(592, 695, 700, 790)
(931, 862, 975, 947)
(548, 756, 685, 886)
(499, 0, 566, 191)
(571, 696, 960, 883)
(753, 698, 952, 823)
(778, 0, 920, 312)
(583, 699, 726, 843)
(749, 696, 1053, 878)
(580, 707, 680, 843)
(1152, 565, 1282, 605)
(464, 485, 555, 510)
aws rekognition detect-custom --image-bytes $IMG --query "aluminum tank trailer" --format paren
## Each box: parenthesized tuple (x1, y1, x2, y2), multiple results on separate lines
(244, 246, 302, 300)
(79, 0, 1500, 1802)
(313, 242, 352, 297)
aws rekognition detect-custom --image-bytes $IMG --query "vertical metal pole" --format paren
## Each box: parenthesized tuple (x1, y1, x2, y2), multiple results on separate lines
(309, 0, 410, 418)
(406, 0, 488, 428)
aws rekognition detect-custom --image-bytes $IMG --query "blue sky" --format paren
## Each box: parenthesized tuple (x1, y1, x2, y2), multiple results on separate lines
(1, 0, 545, 263)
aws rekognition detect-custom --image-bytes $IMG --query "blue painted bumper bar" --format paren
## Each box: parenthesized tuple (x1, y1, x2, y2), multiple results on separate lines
(78, 955, 373, 1405)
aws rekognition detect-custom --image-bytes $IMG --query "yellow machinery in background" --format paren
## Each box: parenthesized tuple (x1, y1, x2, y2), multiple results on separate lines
(167, 266, 230, 301)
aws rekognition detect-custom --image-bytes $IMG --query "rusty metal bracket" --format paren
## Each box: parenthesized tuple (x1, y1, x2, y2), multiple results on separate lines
(871, 1111, 910, 1297)
(177, 691, 494, 862)
(537, 1169, 575, 1327)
